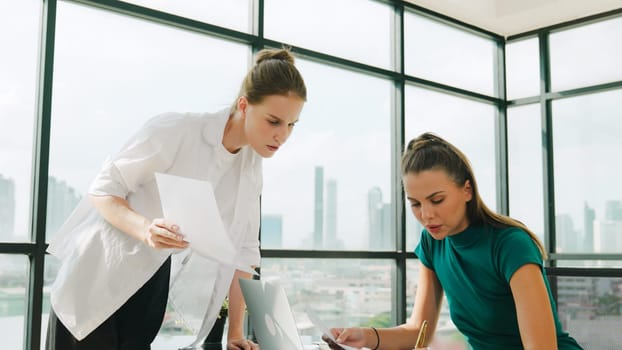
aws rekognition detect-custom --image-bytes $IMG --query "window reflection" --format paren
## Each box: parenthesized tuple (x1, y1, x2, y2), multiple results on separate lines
(0, 0, 40, 243)
(122, 0, 252, 33)
(264, 0, 393, 69)
(552, 89, 622, 253)
(48, 1, 248, 240)
(505, 37, 540, 99)
(0, 255, 29, 350)
(262, 60, 392, 251)
(49, 3, 249, 348)
(405, 12, 496, 96)
(508, 104, 545, 243)
(550, 16, 622, 91)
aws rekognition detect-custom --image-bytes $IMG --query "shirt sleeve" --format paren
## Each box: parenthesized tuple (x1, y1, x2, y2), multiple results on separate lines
(89, 113, 186, 197)
(415, 230, 434, 270)
(236, 192, 261, 268)
(234, 156, 263, 268)
(496, 228, 544, 283)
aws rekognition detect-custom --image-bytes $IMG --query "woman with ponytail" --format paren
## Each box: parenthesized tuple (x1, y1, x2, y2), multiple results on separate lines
(328, 133, 582, 350)
(46, 48, 307, 350)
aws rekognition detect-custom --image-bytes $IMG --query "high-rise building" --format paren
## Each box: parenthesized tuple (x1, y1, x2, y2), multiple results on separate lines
(325, 179, 337, 247)
(592, 200, 622, 255)
(583, 202, 595, 252)
(261, 214, 283, 249)
(368, 187, 390, 250)
(556, 214, 578, 253)
(0, 175, 15, 241)
(380, 203, 393, 249)
(594, 220, 622, 254)
(46, 176, 81, 240)
(605, 200, 622, 221)
(313, 166, 324, 249)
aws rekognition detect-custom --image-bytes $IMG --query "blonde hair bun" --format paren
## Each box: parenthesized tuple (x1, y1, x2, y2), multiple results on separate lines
(255, 48, 296, 65)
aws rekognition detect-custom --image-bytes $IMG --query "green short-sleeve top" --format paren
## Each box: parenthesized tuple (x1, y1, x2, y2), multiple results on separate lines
(415, 225, 583, 350)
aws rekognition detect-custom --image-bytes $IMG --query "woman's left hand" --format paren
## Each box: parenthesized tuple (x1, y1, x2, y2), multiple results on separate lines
(227, 338, 259, 350)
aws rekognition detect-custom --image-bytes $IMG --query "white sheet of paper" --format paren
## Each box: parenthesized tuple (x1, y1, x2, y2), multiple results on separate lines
(155, 172, 257, 275)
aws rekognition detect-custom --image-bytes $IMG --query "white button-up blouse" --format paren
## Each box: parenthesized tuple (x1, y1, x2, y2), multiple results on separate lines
(47, 108, 262, 344)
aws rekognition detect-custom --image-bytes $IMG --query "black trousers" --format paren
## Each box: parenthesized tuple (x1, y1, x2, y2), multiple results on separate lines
(46, 257, 171, 350)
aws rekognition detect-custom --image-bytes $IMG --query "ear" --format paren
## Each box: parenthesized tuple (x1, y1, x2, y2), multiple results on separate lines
(463, 179, 473, 202)
(237, 96, 249, 115)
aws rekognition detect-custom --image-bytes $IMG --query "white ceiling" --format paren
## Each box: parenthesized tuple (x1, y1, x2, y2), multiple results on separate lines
(405, 0, 622, 37)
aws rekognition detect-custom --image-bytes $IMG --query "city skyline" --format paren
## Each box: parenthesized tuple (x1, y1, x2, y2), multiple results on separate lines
(2, 170, 621, 257)
(262, 166, 393, 251)
(0, 173, 81, 242)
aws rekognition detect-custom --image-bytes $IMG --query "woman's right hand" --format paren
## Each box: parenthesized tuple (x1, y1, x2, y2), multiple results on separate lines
(324, 327, 367, 349)
(142, 218, 188, 249)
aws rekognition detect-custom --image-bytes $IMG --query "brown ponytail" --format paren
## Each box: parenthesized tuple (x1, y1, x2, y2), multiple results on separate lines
(402, 132, 548, 260)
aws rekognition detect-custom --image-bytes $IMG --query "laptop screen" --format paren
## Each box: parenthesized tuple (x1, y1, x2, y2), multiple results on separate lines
(239, 279, 305, 350)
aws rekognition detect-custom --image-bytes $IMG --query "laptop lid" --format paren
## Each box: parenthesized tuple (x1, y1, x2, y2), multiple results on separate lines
(239, 279, 305, 350)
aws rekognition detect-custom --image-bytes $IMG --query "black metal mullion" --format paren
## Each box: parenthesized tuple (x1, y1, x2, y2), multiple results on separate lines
(392, 0, 407, 326)
(261, 249, 414, 260)
(545, 80, 622, 100)
(507, 8, 622, 41)
(550, 253, 622, 261)
(255, 0, 264, 41)
(538, 32, 555, 268)
(68, 0, 258, 46)
(494, 38, 509, 216)
(546, 267, 622, 278)
(26, 0, 58, 349)
(404, 76, 502, 105)
(0, 244, 37, 255)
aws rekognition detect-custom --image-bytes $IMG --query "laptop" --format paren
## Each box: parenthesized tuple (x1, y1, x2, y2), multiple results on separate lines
(239, 279, 356, 350)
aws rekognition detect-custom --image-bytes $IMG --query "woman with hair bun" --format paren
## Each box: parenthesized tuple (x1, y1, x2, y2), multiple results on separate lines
(46, 48, 307, 350)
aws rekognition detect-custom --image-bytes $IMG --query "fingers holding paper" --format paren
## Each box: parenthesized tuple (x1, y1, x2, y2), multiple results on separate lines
(143, 218, 189, 249)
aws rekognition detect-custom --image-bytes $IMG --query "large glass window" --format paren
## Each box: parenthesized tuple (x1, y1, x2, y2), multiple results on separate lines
(507, 104, 545, 243)
(262, 60, 392, 251)
(404, 85, 497, 251)
(0, 255, 29, 350)
(47, 1, 248, 241)
(264, 0, 394, 70)
(122, 0, 252, 33)
(552, 89, 622, 254)
(48, 3, 249, 348)
(6, 1, 620, 348)
(505, 37, 540, 99)
(0, 0, 41, 243)
(404, 12, 496, 96)
(550, 16, 622, 91)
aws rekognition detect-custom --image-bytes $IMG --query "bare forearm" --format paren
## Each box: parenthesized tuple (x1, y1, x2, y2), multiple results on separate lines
(228, 270, 252, 340)
(374, 325, 423, 350)
(89, 194, 149, 241)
